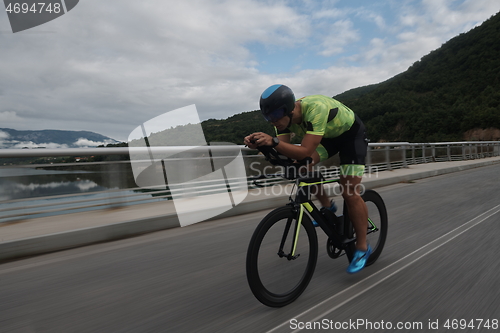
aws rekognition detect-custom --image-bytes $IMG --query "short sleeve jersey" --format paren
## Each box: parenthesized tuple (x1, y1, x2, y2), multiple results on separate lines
(276, 95, 355, 139)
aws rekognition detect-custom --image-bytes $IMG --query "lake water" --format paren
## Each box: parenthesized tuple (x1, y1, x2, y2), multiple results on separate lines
(1, 167, 106, 200)
(0, 165, 166, 223)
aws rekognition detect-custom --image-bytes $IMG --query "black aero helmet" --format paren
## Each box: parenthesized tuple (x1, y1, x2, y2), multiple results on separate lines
(260, 84, 295, 122)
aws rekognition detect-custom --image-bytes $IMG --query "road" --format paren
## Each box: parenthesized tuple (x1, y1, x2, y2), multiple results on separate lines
(1, 164, 499, 332)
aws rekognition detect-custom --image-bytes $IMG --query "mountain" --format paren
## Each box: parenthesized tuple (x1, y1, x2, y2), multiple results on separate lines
(201, 111, 274, 144)
(0, 128, 118, 149)
(334, 12, 500, 142)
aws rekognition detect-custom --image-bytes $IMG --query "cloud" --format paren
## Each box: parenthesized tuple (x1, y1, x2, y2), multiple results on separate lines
(0, 0, 312, 140)
(0, 111, 24, 123)
(0, 0, 498, 142)
(74, 138, 116, 147)
(10, 141, 70, 149)
(0, 130, 10, 140)
(319, 20, 360, 57)
(349, 0, 500, 75)
(0, 130, 10, 149)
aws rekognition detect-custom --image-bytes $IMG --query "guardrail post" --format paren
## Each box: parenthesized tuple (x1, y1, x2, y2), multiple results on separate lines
(422, 145, 426, 163)
(447, 144, 451, 161)
(411, 145, 416, 165)
(402, 145, 408, 168)
(385, 146, 392, 170)
(462, 144, 466, 160)
(105, 163, 122, 208)
(366, 145, 372, 169)
(431, 145, 436, 162)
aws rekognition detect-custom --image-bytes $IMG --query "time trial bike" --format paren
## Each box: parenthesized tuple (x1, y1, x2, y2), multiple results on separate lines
(246, 145, 388, 307)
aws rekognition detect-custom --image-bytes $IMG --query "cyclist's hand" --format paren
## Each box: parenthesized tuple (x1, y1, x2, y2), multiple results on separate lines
(244, 133, 272, 148)
(247, 132, 273, 148)
(244, 134, 259, 149)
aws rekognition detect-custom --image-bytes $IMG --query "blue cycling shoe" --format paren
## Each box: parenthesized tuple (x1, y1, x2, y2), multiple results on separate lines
(312, 201, 337, 227)
(347, 245, 372, 274)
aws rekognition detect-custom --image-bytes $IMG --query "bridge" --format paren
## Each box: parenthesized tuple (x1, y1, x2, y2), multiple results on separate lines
(0, 142, 499, 332)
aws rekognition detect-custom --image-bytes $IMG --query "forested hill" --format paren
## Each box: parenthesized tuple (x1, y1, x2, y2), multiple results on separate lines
(0, 128, 117, 148)
(201, 111, 273, 145)
(334, 12, 500, 142)
(193, 12, 500, 145)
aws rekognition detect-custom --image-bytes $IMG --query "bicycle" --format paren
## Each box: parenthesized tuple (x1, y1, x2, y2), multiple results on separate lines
(246, 145, 388, 307)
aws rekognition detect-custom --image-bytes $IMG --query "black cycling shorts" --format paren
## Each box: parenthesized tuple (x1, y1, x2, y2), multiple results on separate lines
(316, 115, 368, 176)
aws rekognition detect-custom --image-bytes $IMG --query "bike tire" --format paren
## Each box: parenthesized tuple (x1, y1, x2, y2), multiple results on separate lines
(363, 190, 388, 266)
(246, 206, 318, 307)
(343, 189, 388, 266)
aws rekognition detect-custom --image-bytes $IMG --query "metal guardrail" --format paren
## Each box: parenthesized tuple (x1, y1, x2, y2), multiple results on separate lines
(366, 141, 500, 172)
(1, 141, 499, 223)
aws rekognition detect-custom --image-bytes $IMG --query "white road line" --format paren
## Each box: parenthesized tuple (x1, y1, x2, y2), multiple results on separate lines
(61, 0, 68, 13)
(267, 204, 500, 333)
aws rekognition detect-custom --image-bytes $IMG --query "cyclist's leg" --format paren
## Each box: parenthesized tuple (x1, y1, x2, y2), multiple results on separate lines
(340, 173, 368, 251)
(338, 116, 369, 252)
(311, 144, 335, 208)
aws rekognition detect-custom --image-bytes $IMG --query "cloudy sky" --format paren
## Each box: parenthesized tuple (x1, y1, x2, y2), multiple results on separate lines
(1, 0, 499, 142)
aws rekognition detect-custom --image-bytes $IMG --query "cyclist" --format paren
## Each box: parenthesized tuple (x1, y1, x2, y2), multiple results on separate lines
(244, 84, 370, 274)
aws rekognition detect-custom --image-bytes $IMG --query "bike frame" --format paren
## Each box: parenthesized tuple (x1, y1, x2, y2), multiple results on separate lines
(251, 144, 379, 261)
(286, 176, 351, 258)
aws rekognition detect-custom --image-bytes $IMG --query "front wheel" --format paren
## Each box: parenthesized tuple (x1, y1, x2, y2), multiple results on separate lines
(246, 206, 318, 307)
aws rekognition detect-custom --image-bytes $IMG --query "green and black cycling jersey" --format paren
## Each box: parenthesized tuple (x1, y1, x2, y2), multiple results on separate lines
(276, 95, 355, 139)
(275, 94, 367, 176)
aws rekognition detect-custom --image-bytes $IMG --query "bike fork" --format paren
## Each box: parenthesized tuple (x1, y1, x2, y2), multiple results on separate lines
(277, 205, 304, 261)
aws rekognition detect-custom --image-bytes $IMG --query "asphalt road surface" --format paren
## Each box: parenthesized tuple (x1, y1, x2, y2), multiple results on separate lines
(1, 164, 499, 333)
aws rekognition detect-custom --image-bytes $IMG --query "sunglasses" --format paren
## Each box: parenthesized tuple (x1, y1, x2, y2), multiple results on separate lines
(263, 107, 287, 122)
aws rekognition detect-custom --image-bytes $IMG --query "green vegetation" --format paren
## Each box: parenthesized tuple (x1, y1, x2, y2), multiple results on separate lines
(124, 111, 274, 148)
(334, 13, 500, 142)
(201, 111, 274, 144)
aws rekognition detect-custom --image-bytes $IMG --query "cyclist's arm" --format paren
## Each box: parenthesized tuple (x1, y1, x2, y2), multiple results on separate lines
(245, 132, 290, 147)
(276, 134, 290, 143)
(274, 134, 321, 160)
